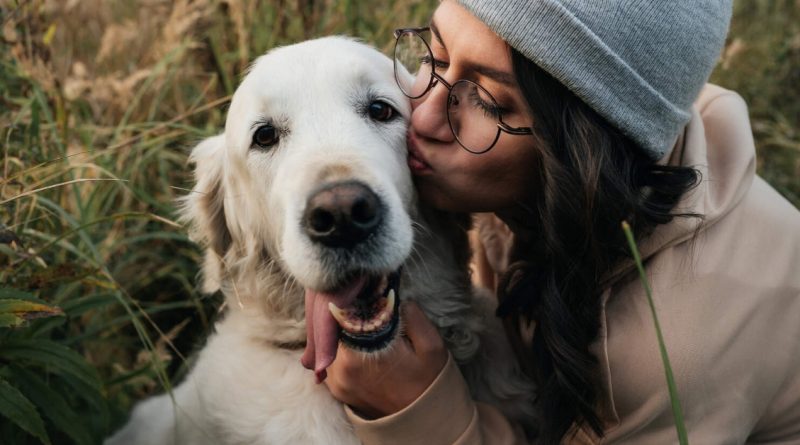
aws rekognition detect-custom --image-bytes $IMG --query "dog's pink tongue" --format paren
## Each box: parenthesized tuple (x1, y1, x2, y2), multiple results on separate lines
(301, 276, 368, 383)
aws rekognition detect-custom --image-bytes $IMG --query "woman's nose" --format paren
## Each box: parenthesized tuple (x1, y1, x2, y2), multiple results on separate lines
(410, 81, 454, 143)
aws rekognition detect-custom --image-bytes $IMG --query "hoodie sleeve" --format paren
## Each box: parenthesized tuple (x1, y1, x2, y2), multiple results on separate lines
(344, 354, 528, 445)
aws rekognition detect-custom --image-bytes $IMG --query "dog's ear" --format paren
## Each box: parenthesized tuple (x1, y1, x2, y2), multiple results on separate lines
(180, 134, 232, 292)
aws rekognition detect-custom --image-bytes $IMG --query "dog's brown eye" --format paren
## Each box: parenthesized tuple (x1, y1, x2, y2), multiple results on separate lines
(368, 101, 395, 122)
(253, 124, 279, 148)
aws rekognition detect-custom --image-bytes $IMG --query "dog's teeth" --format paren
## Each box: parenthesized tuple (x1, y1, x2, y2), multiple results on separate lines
(328, 302, 348, 326)
(379, 274, 389, 294)
(386, 289, 395, 313)
(328, 289, 397, 336)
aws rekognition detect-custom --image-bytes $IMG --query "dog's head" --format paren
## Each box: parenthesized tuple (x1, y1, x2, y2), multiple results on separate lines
(183, 37, 417, 378)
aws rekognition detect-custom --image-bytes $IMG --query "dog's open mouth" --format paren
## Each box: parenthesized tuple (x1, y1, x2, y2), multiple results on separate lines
(301, 269, 402, 382)
(330, 270, 401, 350)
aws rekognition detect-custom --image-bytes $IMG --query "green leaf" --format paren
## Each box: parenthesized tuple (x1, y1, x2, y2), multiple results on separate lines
(59, 371, 109, 435)
(60, 293, 117, 318)
(0, 339, 101, 390)
(9, 366, 94, 445)
(0, 299, 63, 327)
(0, 287, 39, 301)
(622, 221, 689, 445)
(0, 313, 23, 328)
(0, 376, 51, 445)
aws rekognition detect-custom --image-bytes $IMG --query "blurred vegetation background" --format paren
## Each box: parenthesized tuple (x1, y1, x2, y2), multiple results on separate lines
(0, 0, 797, 443)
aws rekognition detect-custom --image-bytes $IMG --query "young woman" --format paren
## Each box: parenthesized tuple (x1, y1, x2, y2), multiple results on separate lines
(324, 1, 800, 443)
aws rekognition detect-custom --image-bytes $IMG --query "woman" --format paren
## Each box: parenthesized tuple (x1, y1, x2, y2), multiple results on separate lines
(324, 0, 800, 443)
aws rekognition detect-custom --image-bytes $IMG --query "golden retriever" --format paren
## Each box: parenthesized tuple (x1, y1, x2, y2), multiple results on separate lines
(106, 36, 532, 445)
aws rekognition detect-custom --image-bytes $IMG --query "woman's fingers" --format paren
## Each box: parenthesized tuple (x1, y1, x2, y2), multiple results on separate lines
(322, 301, 449, 417)
(402, 301, 445, 360)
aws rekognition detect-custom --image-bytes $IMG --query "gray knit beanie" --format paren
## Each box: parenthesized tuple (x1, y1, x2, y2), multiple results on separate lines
(456, 0, 733, 160)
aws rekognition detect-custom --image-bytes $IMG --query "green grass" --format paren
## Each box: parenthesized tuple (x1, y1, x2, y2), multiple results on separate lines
(622, 221, 688, 445)
(0, 0, 797, 443)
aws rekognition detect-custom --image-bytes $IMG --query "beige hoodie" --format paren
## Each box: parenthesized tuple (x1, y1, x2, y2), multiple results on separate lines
(345, 85, 800, 444)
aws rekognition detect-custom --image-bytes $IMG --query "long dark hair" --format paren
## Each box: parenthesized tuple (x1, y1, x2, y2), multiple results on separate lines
(498, 47, 701, 443)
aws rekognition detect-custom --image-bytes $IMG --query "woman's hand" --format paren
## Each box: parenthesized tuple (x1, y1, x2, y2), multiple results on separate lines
(324, 301, 448, 419)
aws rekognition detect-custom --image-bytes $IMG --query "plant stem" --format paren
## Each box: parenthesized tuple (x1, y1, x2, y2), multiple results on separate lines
(621, 221, 689, 445)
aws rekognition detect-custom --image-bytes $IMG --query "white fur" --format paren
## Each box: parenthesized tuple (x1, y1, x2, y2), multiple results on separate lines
(106, 37, 534, 445)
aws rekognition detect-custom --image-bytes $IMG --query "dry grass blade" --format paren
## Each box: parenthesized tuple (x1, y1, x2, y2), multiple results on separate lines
(0, 178, 128, 205)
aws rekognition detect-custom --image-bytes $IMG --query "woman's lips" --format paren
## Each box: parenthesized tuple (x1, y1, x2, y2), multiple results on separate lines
(407, 134, 433, 174)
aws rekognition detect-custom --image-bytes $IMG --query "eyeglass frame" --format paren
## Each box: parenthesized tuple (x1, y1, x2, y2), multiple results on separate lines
(393, 27, 533, 154)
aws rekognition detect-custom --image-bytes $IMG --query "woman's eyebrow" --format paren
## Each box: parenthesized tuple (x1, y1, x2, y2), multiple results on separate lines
(472, 65, 517, 87)
(430, 18, 516, 87)
(430, 20, 447, 50)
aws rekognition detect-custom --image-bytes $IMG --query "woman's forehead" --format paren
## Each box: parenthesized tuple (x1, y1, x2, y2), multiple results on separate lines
(430, 2, 513, 72)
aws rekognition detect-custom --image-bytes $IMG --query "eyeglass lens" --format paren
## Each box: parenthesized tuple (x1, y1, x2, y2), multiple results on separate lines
(394, 30, 502, 154)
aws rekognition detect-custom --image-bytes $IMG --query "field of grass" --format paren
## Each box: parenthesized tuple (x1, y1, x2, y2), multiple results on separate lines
(0, 0, 797, 443)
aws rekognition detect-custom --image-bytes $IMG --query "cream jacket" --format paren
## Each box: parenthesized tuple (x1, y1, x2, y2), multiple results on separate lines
(345, 85, 800, 444)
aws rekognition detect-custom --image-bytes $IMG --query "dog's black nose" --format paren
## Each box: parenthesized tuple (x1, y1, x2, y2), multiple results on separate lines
(304, 181, 383, 248)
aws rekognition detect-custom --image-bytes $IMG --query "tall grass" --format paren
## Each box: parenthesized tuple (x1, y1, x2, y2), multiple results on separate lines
(0, 0, 797, 443)
(711, 0, 800, 204)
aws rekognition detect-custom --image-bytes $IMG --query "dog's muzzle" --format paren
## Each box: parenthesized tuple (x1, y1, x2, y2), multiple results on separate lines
(303, 181, 384, 248)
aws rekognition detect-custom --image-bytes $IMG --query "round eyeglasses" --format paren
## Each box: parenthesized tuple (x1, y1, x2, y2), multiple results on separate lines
(393, 27, 533, 154)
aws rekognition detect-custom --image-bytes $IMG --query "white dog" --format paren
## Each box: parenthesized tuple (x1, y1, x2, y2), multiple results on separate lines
(106, 37, 533, 445)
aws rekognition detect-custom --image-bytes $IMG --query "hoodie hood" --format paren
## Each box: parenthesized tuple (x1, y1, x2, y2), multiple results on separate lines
(605, 84, 757, 287)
